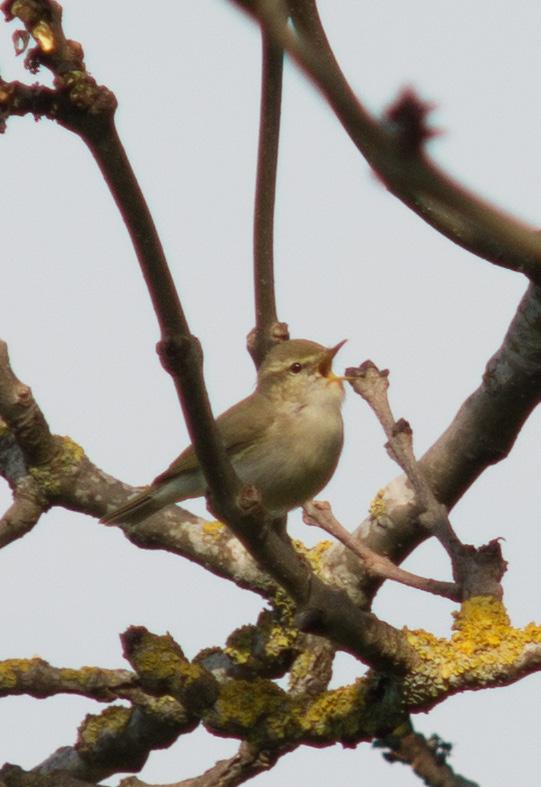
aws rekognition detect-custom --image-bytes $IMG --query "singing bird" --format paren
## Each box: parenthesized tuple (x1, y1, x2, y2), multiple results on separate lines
(101, 339, 347, 525)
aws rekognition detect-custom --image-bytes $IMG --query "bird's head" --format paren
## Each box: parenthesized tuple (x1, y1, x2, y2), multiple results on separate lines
(257, 339, 348, 406)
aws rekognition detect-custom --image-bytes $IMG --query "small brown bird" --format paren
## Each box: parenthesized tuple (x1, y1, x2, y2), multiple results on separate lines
(101, 339, 346, 525)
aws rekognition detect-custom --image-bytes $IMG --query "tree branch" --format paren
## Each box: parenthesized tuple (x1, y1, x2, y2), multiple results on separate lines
(303, 500, 460, 601)
(375, 723, 480, 787)
(0, 1, 419, 675)
(0, 764, 99, 787)
(0, 340, 56, 467)
(346, 363, 507, 601)
(321, 283, 541, 607)
(119, 743, 284, 787)
(0, 658, 137, 701)
(250, 15, 289, 367)
(230, 0, 541, 282)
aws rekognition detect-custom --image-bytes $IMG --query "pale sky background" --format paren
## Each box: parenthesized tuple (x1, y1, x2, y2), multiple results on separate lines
(1, 2, 540, 785)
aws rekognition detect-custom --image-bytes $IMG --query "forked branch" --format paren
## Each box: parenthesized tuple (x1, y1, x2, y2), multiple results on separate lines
(231, 0, 541, 282)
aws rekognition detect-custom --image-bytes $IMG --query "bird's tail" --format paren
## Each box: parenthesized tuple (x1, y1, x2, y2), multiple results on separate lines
(100, 487, 163, 526)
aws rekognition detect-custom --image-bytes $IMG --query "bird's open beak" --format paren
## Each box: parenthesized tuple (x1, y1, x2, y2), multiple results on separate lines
(319, 339, 348, 381)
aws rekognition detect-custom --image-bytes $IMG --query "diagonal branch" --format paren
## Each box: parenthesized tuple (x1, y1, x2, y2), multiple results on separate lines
(303, 500, 460, 601)
(231, 0, 541, 282)
(322, 283, 541, 607)
(0, 1, 415, 675)
(347, 363, 507, 601)
(375, 723, 480, 787)
(0, 340, 56, 467)
(119, 742, 286, 787)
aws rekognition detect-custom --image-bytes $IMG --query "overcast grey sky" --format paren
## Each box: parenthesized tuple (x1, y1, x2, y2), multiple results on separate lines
(1, 2, 540, 785)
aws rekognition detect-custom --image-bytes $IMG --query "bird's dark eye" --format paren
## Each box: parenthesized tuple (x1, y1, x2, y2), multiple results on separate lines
(289, 362, 302, 374)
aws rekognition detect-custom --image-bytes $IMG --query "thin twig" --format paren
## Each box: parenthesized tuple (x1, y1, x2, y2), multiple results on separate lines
(231, 0, 541, 282)
(375, 724, 480, 787)
(347, 362, 464, 555)
(120, 742, 284, 787)
(251, 14, 289, 367)
(347, 361, 507, 599)
(303, 500, 460, 601)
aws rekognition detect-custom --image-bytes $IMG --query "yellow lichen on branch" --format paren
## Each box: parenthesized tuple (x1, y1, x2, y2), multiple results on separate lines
(404, 596, 541, 706)
(32, 20, 54, 52)
(28, 435, 85, 497)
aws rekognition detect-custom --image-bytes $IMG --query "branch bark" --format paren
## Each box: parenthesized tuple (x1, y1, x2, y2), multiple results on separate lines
(251, 15, 288, 367)
(120, 743, 284, 787)
(231, 0, 541, 282)
(322, 283, 541, 607)
(375, 724, 480, 787)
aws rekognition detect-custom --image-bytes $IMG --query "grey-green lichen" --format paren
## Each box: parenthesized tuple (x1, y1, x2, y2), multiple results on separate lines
(127, 630, 203, 686)
(29, 435, 85, 496)
(205, 673, 396, 747)
(78, 705, 131, 754)
(123, 627, 217, 713)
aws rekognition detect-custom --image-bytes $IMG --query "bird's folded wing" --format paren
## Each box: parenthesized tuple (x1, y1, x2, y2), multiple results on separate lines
(154, 392, 273, 484)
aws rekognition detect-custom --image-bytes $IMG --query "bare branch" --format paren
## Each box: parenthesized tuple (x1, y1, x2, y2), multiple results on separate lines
(303, 500, 460, 601)
(7, 5, 415, 675)
(251, 12, 289, 367)
(347, 363, 463, 551)
(347, 361, 507, 600)
(0, 482, 43, 547)
(321, 284, 541, 608)
(375, 724, 480, 787)
(421, 282, 541, 504)
(120, 742, 284, 787)
(230, 0, 541, 282)
(0, 658, 137, 701)
(288, 634, 334, 697)
(0, 340, 56, 466)
(0, 1, 243, 535)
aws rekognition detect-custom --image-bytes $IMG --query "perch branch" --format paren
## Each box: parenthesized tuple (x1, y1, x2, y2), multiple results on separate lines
(0, 1, 416, 675)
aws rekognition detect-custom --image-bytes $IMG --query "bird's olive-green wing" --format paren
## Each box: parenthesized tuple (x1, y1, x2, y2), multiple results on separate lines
(154, 391, 273, 484)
